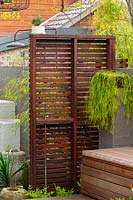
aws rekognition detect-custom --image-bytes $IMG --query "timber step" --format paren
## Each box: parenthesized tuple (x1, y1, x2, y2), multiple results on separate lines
(81, 147, 133, 200)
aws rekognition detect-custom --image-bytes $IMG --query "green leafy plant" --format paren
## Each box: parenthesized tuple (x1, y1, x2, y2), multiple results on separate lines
(55, 185, 74, 196)
(77, 181, 81, 188)
(112, 198, 126, 200)
(0, 72, 29, 132)
(21, 186, 53, 199)
(93, 0, 133, 67)
(19, 185, 74, 198)
(0, 150, 24, 188)
(32, 16, 43, 26)
(0, 151, 12, 187)
(86, 70, 133, 133)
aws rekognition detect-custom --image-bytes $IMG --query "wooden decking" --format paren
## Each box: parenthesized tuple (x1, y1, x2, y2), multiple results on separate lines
(81, 147, 133, 200)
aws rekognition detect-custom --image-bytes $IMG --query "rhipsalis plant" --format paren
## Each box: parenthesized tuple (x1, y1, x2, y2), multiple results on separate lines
(86, 70, 133, 133)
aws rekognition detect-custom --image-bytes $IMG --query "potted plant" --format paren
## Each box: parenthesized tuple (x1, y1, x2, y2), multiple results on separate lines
(86, 70, 133, 134)
(31, 16, 45, 34)
(0, 150, 26, 200)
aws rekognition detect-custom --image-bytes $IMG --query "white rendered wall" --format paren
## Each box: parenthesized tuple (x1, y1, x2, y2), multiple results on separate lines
(0, 119, 20, 151)
(0, 100, 15, 119)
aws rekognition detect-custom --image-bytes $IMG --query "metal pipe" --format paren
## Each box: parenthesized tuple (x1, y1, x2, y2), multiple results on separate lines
(7, 28, 31, 48)
(13, 29, 31, 42)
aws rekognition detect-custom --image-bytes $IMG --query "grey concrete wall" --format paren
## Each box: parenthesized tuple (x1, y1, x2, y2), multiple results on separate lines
(99, 104, 131, 148)
(0, 66, 29, 157)
(99, 68, 133, 149)
(117, 68, 133, 147)
(0, 66, 22, 88)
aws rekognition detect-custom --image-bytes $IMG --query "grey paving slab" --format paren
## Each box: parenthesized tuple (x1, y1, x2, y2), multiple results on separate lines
(25, 194, 94, 200)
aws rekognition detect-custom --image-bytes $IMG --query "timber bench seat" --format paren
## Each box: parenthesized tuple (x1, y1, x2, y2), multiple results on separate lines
(81, 147, 133, 200)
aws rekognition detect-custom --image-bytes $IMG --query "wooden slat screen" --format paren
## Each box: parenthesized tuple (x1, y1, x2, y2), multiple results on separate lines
(116, 58, 128, 68)
(29, 34, 115, 189)
(35, 124, 72, 188)
(76, 38, 111, 178)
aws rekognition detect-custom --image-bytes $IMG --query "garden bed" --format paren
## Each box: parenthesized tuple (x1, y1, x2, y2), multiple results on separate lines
(25, 194, 94, 200)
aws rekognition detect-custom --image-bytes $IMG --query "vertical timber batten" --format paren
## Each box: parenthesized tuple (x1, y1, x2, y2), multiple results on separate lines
(71, 38, 77, 190)
(107, 37, 116, 70)
(29, 35, 37, 188)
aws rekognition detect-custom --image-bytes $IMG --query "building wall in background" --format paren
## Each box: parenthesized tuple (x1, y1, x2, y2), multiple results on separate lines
(0, 0, 76, 36)
(73, 14, 94, 28)
(0, 48, 29, 67)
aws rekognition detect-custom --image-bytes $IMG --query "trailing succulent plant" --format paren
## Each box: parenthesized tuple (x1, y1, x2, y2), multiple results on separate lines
(86, 70, 133, 133)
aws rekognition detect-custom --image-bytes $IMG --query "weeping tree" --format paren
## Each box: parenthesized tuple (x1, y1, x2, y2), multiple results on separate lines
(125, 0, 133, 26)
(93, 0, 133, 67)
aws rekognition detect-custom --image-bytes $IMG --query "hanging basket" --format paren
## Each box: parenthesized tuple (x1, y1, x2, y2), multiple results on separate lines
(0, 0, 29, 11)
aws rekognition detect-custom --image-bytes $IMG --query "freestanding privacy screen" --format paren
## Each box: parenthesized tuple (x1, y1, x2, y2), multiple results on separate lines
(29, 34, 115, 189)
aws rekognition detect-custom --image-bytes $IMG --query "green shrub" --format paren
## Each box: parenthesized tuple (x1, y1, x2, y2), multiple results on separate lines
(20, 186, 53, 199)
(55, 185, 74, 196)
(20, 185, 74, 198)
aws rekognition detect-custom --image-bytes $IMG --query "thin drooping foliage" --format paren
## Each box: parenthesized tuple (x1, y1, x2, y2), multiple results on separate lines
(86, 70, 133, 133)
(0, 72, 29, 131)
(93, 0, 133, 67)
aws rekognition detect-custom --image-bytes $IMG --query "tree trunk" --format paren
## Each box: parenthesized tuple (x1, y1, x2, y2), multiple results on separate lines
(126, 0, 133, 26)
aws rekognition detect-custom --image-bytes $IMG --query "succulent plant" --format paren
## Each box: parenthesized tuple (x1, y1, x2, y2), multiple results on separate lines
(32, 16, 43, 26)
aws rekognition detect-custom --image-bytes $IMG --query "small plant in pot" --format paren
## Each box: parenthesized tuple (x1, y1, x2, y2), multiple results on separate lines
(32, 16, 42, 26)
(31, 16, 45, 34)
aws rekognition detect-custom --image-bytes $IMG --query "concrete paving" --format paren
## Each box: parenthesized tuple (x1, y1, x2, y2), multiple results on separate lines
(25, 194, 95, 200)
